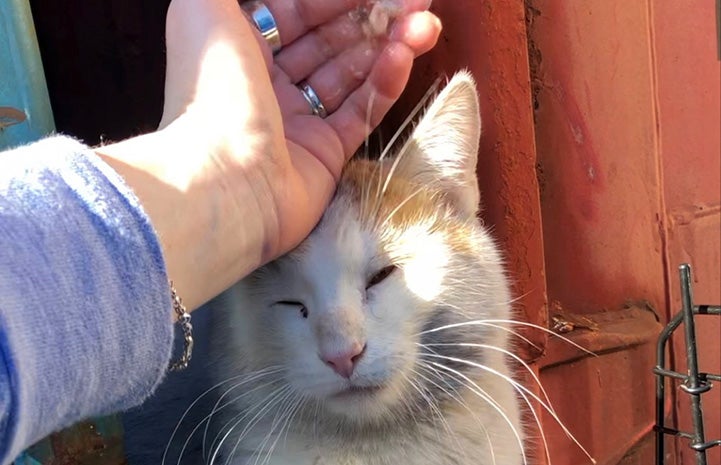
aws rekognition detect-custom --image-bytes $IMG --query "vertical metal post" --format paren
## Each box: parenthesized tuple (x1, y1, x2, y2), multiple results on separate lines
(678, 265, 709, 465)
(655, 324, 668, 464)
(654, 264, 720, 464)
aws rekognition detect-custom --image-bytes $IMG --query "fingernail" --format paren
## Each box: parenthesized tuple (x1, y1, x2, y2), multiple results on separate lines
(389, 11, 441, 43)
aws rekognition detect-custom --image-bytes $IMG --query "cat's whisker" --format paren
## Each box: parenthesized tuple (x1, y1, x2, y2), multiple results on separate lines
(369, 78, 443, 223)
(380, 77, 441, 162)
(253, 390, 301, 465)
(407, 367, 483, 463)
(505, 289, 534, 306)
(363, 88, 377, 161)
(208, 385, 290, 465)
(365, 143, 384, 222)
(418, 342, 554, 414)
(361, 88, 381, 223)
(432, 287, 529, 310)
(402, 371, 456, 445)
(378, 373, 411, 427)
(269, 398, 304, 464)
(417, 350, 525, 465)
(413, 363, 498, 465)
(421, 351, 560, 435)
(414, 301, 541, 346)
(419, 309, 543, 352)
(371, 149, 405, 222)
(418, 344, 549, 465)
(201, 367, 284, 461)
(163, 376, 243, 465)
(161, 366, 282, 465)
(174, 377, 283, 465)
(419, 319, 597, 356)
(265, 394, 305, 464)
(412, 364, 462, 407)
(517, 386, 553, 465)
(422, 358, 529, 465)
(312, 398, 321, 444)
(421, 352, 596, 464)
(240, 388, 290, 465)
(222, 386, 294, 465)
(477, 322, 543, 352)
(266, 395, 305, 461)
(361, 160, 378, 223)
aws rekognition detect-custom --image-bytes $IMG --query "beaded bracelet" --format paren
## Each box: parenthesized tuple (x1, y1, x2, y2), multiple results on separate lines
(168, 282, 193, 371)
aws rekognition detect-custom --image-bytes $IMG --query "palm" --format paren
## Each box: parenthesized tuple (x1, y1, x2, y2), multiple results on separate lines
(263, 0, 439, 253)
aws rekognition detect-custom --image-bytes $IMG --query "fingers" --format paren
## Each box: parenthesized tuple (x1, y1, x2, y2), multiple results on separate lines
(275, 0, 428, 82)
(274, 10, 440, 115)
(275, 41, 418, 177)
(326, 40, 415, 158)
(272, 41, 379, 119)
(388, 8, 440, 56)
(274, 6, 441, 165)
(302, 42, 382, 112)
(257, 0, 433, 47)
(257, 0, 361, 45)
(274, 14, 366, 83)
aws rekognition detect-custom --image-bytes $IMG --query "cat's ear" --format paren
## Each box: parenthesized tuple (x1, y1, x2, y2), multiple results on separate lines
(400, 71, 481, 217)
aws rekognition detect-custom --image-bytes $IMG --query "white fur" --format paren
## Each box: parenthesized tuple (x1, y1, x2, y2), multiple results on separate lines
(208, 72, 523, 465)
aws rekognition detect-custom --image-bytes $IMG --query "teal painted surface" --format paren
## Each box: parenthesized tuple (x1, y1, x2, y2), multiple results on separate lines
(0, 0, 55, 150)
(12, 453, 43, 465)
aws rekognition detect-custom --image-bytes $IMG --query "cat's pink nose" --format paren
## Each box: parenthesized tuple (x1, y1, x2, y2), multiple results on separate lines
(320, 343, 367, 379)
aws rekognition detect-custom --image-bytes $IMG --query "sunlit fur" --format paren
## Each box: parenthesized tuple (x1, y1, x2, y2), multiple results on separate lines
(208, 72, 524, 465)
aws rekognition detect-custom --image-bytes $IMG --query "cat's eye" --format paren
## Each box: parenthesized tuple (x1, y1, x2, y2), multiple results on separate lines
(276, 300, 308, 318)
(366, 265, 397, 289)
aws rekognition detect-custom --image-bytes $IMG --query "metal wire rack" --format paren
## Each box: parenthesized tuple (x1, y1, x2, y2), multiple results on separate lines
(654, 264, 721, 465)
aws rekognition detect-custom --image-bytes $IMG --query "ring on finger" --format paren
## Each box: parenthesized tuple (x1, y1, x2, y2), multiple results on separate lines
(298, 81, 328, 118)
(240, 0, 282, 55)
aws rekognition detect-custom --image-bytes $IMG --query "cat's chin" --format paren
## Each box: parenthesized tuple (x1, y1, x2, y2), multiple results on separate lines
(321, 384, 395, 421)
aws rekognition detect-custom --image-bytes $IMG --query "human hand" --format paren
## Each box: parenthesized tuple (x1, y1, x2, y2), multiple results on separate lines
(97, 0, 441, 310)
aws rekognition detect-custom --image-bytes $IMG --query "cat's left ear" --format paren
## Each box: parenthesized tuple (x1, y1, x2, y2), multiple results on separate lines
(399, 71, 481, 218)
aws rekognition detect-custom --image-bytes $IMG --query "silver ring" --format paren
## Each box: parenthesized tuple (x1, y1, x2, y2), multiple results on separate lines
(298, 81, 328, 118)
(240, 0, 282, 55)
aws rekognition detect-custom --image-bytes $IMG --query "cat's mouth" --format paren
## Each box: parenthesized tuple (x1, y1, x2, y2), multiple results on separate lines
(331, 383, 384, 399)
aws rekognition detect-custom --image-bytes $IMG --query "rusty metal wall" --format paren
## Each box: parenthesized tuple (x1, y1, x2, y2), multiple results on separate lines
(525, 1, 720, 464)
(526, 1, 665, 463)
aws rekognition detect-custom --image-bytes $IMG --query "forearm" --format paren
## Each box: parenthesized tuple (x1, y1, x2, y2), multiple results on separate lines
(95, 119, 272, 311)
(0, 136, 173, 464)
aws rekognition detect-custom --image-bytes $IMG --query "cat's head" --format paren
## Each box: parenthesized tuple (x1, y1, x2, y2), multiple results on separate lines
(227, 71, 513, 426)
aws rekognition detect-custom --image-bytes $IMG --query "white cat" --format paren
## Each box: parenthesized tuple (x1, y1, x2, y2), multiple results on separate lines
(201, 71, 525, 465)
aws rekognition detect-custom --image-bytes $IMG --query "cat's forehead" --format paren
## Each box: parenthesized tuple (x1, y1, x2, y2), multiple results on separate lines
(275, 159, 420, 268)
(277, 155, 478, 275)
(334, 157, 441, 229)
(266, 199, 371, 293)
